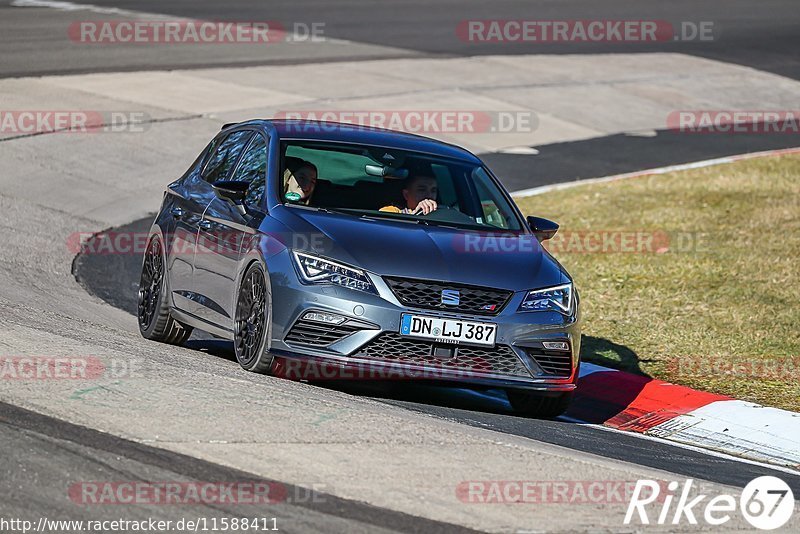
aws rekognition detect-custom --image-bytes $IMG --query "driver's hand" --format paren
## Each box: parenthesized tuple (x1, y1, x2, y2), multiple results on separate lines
(413, 199, 438, 215)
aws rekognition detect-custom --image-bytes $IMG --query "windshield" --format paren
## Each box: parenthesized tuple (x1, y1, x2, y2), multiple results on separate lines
(279, 141, 523, 231)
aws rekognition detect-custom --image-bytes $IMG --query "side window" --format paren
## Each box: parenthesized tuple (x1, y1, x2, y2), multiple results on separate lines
(231, 134, 268, 211)
(202, 131, 253, 183)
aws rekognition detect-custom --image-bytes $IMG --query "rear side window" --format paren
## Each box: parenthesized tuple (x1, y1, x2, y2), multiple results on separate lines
(231, 134, 268, 211)
(202, 130, 253, 183)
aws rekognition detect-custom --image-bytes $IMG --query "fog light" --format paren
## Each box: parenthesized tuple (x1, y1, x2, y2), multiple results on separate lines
(303, 311, 346, 325)
(543, 341, 570, 351)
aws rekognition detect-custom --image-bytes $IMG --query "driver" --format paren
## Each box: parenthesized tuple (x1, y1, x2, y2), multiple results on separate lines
(283, 158, 318, 205)
(380, 174, 438, 215)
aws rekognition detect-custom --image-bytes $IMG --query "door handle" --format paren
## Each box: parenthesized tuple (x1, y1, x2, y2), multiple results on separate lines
(198, 219, 213, 231)
(170, 207, 186, 219)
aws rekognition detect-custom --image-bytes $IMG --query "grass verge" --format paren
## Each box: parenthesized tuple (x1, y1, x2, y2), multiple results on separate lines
(515, 154, 800, 411)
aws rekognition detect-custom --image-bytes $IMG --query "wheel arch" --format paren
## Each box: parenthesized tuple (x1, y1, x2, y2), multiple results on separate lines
(235, 249, 274, 347)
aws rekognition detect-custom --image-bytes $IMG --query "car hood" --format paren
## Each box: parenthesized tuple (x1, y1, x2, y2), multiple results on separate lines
(273, 207, 568, 292)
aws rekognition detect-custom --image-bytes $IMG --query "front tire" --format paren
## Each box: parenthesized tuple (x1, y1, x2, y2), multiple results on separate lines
(137, 235, 193, 344)
(506, 390, 573, 418)
(233, 263, 274, 374)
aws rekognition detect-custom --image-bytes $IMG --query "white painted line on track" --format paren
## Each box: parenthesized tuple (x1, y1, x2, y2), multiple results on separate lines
(11, 0, 171, 17)
(560, 416, 800, 478)
(511, 146, 800, 197)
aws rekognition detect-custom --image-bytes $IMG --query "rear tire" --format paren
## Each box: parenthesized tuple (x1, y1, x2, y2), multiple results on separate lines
(233, 263, 274, 374)
(137, 235, 193, 344)
(506, 390, 573, 418)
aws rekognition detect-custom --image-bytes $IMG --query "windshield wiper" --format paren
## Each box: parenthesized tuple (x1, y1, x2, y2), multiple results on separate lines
(412, 218, 467, 230)
(313, 207, 467, 230)
(314, 207, 390, 223)
(313, 206, 360, 216)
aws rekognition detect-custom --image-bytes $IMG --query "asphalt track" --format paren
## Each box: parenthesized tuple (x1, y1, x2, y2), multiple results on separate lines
(3, 0, 800, 530)
(2, 0, 799, 79)
(480, 128, 800, 193)
(1, 402, 475, 534)
(3, 0, 799, 184)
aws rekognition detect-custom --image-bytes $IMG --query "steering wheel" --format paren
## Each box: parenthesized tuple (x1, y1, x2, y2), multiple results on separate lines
(424, 205, 476, 224)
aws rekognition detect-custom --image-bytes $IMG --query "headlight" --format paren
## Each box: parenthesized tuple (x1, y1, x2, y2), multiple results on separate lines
(292, 251, 377, 294)
(518, 283, 573, 314)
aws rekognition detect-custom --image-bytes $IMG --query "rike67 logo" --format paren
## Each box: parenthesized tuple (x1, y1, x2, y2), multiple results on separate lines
(625, 477, 795, 530)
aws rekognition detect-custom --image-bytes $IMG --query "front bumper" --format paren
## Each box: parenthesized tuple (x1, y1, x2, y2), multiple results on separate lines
(268, 253, 581, 391)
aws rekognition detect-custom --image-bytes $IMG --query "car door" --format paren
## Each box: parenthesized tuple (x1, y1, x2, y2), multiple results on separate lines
(165, 141, 219, 314)
(192, 131, 269, 329)
(168, 129, 253, 319)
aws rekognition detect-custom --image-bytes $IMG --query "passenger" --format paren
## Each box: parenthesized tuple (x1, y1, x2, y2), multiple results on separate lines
(283, 158, 318, 205)
(380, 175, 438, 215)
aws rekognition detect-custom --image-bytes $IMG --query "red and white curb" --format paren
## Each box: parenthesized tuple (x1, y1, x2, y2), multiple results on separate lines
(570, 363, 800, 471)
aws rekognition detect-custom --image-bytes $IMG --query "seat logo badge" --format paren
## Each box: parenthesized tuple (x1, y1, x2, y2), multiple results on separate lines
(441, 289, 460, 306)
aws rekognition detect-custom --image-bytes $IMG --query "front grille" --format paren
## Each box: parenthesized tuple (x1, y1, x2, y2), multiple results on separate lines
(384, 277, 512, 316)
(284, 319, 362, 347)
(352, 332, 531, 378)
(525, 348, 573, 377)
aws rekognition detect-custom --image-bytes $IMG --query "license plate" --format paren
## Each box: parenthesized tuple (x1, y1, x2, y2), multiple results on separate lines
(400, 314, 496, 347)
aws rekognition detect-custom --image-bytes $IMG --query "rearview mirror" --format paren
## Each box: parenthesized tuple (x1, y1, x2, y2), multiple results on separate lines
(365, 164, 409, 179)
(527, 216, 559, 241)
(212, 180, 249, 216)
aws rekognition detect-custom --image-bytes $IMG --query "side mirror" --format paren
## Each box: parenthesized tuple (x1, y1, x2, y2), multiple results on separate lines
(212, 180, 249, 216)
(527, 216, 559, 241)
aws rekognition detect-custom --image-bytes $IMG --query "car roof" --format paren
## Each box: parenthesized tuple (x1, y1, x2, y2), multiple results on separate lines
(225, 119, 483, 163)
